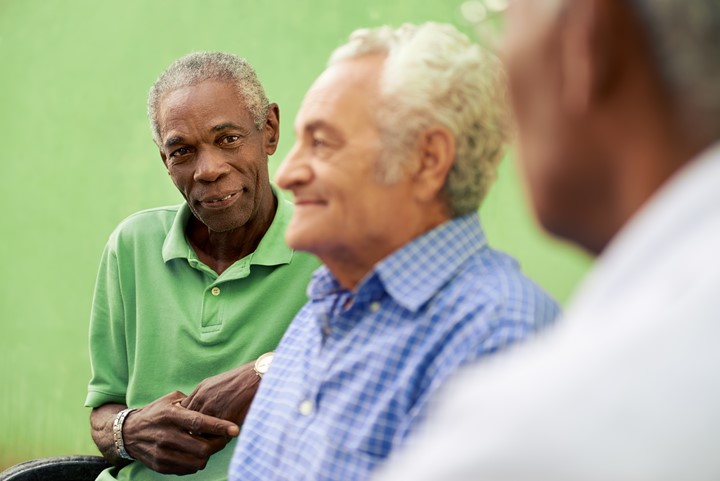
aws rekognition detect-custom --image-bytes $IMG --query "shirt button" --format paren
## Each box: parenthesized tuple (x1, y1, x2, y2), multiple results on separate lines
(369, 301, 381, 313)
(211, 287, 221, 296)
(322, 325, 332, 336)
(298, 400, 314, 416)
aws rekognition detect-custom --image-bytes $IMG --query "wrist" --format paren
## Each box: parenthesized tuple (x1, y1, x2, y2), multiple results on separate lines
(253, 352, 275, 378)
(112, 408, 136, 461)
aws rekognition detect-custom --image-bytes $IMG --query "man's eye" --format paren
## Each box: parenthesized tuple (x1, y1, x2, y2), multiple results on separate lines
(312, 137, 328, 148)
(221, 135, 240, 144)
(170, 147, 192, 158)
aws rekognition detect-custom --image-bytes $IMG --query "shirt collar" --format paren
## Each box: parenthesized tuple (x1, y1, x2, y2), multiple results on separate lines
(162, 184, 295, 267)
(307, 213, 488, 312)
(162, 203, 195, 262)
(375, 213, 487, 312)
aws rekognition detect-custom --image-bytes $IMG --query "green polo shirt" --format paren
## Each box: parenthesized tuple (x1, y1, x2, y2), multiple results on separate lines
(86, 189, 320, 481)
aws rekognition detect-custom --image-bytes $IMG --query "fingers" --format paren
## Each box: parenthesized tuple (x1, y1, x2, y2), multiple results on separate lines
(164, 390, 187, 401)
(179, 393, 194, 410)
(180, 388, 203, 411)
(141, 435, 222, 475)
(176, 403, 240, 438)
(178, 363, 261, 424)
(120, 391, 238, 475)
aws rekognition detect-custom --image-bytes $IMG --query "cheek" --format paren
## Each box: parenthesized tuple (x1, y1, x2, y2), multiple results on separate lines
(285, 209, 354, 258)
(521, 125, 604, 239)
(167, 169, 190, 194)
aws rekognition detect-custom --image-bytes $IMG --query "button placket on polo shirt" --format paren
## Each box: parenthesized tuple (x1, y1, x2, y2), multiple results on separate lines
(198, 259, 251, 334)
(200, 282, 225, 331)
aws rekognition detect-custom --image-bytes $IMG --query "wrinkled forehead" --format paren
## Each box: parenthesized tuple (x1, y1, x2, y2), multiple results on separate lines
(295, 55, 386, 134)
(158, 80, 242, 113)
(157, 81, 254, 138)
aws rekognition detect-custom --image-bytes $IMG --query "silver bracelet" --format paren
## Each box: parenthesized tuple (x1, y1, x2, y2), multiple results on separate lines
(112, 408, 136, 461)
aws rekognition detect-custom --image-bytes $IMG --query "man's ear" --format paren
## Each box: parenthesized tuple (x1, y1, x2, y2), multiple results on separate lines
(412, 125, 456, 204)
(560, 0, 618, 116)
(264, 103, 280, 155)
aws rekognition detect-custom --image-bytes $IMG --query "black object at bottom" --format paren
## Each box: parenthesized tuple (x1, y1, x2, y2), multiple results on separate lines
(0, 455, 112, 481)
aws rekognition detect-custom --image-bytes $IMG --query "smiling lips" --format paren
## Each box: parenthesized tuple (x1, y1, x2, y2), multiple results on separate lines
(294, 197, 326, 207)
(199, 191, 240, 209)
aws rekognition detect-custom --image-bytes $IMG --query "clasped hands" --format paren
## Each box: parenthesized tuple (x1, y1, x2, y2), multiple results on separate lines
(122, 361, 259, 475)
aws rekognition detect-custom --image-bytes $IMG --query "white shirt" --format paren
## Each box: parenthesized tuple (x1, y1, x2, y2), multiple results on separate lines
(374, 142, 720, 481)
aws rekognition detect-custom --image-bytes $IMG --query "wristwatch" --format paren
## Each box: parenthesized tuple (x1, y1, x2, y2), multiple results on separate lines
(254, 352, 275, 378)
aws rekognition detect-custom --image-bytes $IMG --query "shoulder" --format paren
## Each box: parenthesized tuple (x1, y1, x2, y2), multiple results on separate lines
(105, 205, 181, 251)
(443, 246, 560, 331)
(408, 248, 559, 386)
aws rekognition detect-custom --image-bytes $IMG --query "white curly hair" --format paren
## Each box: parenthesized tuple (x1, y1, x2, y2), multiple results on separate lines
(329, 22, 510, 217)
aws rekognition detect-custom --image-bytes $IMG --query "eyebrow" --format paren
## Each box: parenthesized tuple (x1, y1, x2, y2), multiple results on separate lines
(164, 136, 185, 149)
(163, 123, 249, 149)
(212, 122, 247, 133)
(300, 120, 342, 139)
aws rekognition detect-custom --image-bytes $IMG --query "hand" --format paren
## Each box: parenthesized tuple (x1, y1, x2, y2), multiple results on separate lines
(181, 361, 260, 425)
(122, 391, 239, 475)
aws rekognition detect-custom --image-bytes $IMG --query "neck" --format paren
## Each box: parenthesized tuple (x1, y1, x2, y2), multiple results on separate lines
(188, 191, 277, 275)
(322, 205, 450, 291)
(588, 107, 704, 254)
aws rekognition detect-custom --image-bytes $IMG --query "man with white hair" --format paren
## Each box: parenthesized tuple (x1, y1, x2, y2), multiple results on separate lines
(374, 1, 720, 480)
(228, 22, 559, 481)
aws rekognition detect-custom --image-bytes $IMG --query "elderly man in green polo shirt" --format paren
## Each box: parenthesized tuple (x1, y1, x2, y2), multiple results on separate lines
(85, 52, 319, 481)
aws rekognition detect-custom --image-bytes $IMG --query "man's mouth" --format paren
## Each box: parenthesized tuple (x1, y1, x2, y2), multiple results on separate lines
(200, 191, 240, 208)
(210, 193, 235, 203)
(294, 197, 326, 207)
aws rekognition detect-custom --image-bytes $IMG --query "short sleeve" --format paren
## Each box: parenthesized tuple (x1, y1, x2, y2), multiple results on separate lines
(85, 240, 130, 408)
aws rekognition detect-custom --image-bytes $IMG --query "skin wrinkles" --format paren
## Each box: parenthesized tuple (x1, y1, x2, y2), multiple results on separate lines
(90, 78, 280, 475)
(276, 54, 453, 289)
(157, 80, 280, 274)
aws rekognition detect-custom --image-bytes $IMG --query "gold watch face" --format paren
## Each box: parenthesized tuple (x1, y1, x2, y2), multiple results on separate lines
(255, 352, 275, 376)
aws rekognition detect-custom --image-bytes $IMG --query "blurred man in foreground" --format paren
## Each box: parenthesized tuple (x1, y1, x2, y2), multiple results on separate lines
(375, 1, 720, 480)
(86, 52, 318, 481)
(228, 22, 559, 481)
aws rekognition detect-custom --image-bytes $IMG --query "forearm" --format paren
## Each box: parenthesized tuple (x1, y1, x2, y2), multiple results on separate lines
(90, 392, 239, 475)
(90, 403, 132, 466)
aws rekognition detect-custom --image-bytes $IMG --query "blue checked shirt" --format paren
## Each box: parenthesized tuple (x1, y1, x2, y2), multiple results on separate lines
(229, 213, 560, 481)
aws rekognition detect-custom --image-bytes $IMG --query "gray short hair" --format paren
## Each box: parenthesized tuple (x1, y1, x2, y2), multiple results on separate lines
(544, 0, 720, 135)
(147, 52, 270, 145)
(629, 0, 720, 130)
(329, 23, 510, 217)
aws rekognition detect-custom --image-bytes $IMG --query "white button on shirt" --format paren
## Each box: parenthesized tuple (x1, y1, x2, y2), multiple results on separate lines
(298, 400, 314, 416)
(211, 287, 221, 296)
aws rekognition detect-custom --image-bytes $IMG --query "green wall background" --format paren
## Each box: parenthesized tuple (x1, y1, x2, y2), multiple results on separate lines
(0, 0, 591, 469)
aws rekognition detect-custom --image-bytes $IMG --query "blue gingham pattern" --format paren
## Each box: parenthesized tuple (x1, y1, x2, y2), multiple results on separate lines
(229, 213, 560, 481)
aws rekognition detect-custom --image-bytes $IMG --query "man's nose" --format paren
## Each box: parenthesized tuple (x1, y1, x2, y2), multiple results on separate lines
(194, 149, 230, 182)
(275, 143, 313, 189)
